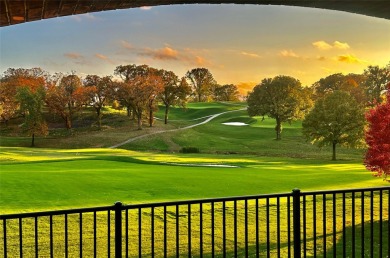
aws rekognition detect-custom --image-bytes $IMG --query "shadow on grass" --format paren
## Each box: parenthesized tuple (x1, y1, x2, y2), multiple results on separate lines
(324, 220, 389, 258)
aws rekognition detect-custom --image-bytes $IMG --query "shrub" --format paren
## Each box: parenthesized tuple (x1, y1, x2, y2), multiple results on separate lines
(180, 147, 200, 153)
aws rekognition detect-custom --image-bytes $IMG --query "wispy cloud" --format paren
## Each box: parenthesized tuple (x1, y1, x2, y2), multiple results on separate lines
(312, 40, 350, 50)
(279, 49, 299, 58)
(140, 6, 152, 10)
(71, 13, 99, 22)
(64, 52, 89, 65)
(64, 52, 83, 59)
(95, 53, 115, 64)
(333, 41, 350, 50)
(241, 51, 261, 58)
(121, 40, 134, 50)
(312, 41, 333, 50)
(337, 54, 366, 64)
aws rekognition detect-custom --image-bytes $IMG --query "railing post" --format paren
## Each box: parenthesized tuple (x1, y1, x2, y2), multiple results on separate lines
(292, 189, 301, 258)
(114, 201, 123, 258)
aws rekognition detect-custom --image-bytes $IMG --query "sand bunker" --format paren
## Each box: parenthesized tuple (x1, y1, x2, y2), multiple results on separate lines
(222, 122, 248, 126)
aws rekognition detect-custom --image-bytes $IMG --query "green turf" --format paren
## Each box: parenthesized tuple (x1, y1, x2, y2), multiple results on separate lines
(0, 147, 387, 214)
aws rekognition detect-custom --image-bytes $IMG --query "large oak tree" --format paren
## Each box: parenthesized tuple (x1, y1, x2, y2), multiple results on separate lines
(302, 91, 365, 160)
(247, 75, 312, 140)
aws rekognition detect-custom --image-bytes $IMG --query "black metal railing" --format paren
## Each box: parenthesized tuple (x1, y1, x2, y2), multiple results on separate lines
(1, 186, 389, 257)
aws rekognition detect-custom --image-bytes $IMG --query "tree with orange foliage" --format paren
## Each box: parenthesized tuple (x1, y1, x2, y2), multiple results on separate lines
(45, 73, 89, 130)
(364, 84, 390, 181)
(131, 73, 164, 129)
(0, 68, 48, 124)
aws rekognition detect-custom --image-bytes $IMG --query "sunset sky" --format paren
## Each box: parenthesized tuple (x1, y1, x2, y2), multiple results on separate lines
(1, 4, 389, 92)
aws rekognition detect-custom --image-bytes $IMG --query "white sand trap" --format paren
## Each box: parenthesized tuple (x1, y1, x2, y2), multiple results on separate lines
(222, 122, 248, 126)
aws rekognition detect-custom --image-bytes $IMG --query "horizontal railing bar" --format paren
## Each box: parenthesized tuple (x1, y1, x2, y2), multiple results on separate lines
(0, 205, 114, 219)
(300, 186, 390, 196)
(2, 186, 389, 218)
(122, 192, 292, 209)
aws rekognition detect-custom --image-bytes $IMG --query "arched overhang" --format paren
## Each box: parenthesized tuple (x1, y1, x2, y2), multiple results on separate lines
(1, 0, 389, 27)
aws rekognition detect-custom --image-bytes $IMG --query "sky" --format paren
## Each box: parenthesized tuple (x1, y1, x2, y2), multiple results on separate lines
(1, 4, 389, 93)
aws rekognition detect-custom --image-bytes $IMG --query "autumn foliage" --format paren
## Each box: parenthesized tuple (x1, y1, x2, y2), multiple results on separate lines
(364, 84, 390, 181)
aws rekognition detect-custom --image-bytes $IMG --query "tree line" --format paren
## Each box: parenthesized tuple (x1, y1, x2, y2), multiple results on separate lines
(1, 63, 389, 168)
(0, 65, 241, 137)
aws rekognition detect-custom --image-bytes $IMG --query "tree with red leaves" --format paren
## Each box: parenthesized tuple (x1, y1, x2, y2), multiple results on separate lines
(364, 83, 390, 181)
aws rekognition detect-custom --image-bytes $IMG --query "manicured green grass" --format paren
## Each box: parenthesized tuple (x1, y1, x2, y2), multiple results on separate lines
(0, 147, 387, 214)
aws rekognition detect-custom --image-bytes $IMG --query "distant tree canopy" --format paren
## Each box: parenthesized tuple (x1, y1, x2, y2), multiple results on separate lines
(363, 64, 390, 105)
(247, 75, 312, 140)
(302, 91, 365, 161)
(312, 73, 367, 105)
(212, 84, 240, 101)
(364, 84, 390, 180)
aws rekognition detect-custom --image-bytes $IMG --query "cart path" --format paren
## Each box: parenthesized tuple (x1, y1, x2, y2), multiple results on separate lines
(109, 108, 246, 149)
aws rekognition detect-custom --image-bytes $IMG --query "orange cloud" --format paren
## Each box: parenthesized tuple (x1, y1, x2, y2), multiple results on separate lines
(121, 41, 212, 66)
(337, 54, 366, 64)
(139, 46, 179, 60)
(279, 50, 299, 58)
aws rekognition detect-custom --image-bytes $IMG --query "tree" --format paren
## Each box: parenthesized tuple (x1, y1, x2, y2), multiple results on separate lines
(0, 82, 19, 124)
(364, 84, 390, 180)
(247, 75, 312, 140)
(363, 64, 390, 105)
(130, 74, 164, 129)
(159, 70, 191, 124)
(212, 84, 240, 101)
(84, 75, 113, 128)
(16, 86, 48, 147)
(0, 67, 48, 124)
(114, 64, 154, 118)
(186, 68, 216, 102)
(114, 64, 164, 129)
(302, 91, 365, 160)
(45, 73, 88, 130)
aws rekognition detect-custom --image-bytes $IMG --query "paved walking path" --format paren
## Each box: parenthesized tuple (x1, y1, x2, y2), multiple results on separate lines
(109, 108, 246, 149)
